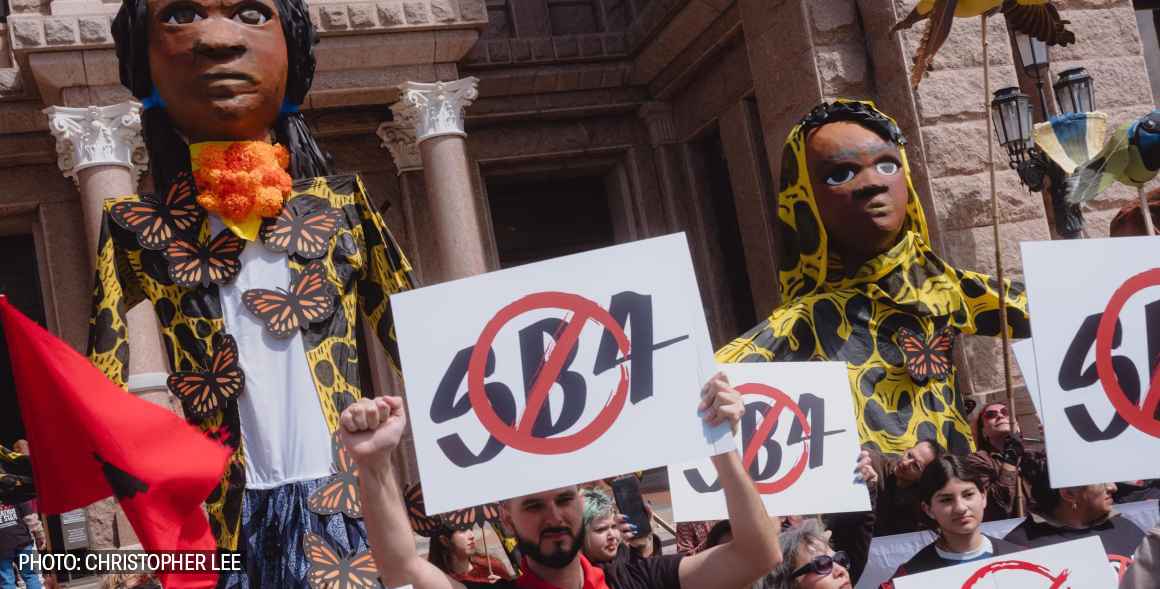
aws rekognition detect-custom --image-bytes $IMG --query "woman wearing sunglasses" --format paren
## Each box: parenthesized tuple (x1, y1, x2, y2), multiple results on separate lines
(766, 519, 852, 589)
(965, 402, 1038, 522)
(885, 455, 1025, 586)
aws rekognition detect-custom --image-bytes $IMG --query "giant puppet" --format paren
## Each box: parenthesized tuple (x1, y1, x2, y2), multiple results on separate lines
(90, 0, 413, 585)
(717, 101, 1031, 457)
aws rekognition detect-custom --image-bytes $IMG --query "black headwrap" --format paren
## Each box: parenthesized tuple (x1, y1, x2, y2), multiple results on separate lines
(797, 100, 908, 147)
(111, 0, 330, 183)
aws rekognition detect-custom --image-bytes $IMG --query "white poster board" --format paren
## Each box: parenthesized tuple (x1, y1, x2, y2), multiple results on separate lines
(1010, 339, 1042, 419)
(891, 536, 1116, 589)
(391, 233, 730, 514)
(1021, 236, 1160, 488)
(666, 362, 870, 522)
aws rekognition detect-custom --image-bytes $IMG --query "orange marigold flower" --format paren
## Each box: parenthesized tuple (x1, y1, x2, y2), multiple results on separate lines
(192, 141, 293, 222)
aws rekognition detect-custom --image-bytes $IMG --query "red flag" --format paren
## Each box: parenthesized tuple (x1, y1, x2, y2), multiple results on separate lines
(0, 297, 230, 588)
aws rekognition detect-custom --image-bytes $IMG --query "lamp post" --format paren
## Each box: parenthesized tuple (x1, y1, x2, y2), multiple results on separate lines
(1054, 67, 1095, 114)
(1013, 32, 1051, 119)
(991, 87, 1035, 168)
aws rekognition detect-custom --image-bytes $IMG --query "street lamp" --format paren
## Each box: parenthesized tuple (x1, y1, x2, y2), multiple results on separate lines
(991, 87, 1035, 167)
(1013, 32, 1051, 118)
(1054, 67, 1095, 114)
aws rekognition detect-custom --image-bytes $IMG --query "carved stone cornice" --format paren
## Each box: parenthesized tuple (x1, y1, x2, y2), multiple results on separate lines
(44, 102, 147, 183)
(375, 120, 423, 174)
(391, 77, 479, 143)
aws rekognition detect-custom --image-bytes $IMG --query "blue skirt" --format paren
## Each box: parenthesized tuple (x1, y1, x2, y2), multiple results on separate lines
(217, 476, 373, 588)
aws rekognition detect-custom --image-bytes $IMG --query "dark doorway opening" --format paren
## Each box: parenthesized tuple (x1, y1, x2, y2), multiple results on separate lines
(0, 234, 43, 449)
(485, 172, 616, 268)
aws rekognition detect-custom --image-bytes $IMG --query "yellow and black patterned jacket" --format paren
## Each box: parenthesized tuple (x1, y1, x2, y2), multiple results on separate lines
(86, 174, 412, 550)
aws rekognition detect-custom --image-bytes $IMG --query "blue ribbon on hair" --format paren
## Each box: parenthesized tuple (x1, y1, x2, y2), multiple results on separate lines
(280, 101, 300, 115)
(141, 87, 166, 110)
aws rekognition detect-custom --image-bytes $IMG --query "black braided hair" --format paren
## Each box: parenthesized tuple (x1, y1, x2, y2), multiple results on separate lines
(798, 101, 908, 146)
(112, 0, 330, 184)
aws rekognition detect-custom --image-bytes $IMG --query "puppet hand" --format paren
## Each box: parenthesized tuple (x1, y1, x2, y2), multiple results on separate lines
(855, 450, 879, 486)
(699, 372, 743, 435)
(339, 396, 407, 469)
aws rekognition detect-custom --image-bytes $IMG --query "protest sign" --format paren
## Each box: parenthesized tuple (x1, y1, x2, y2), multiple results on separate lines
(1021, 236, 1160, 488)
(891, 536, 1117, 588)
(391, 233, 729, 514)
(667, 362, 869, 522)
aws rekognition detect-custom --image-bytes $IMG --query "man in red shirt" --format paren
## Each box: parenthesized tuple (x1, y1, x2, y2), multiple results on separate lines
(343, 372, 781, 589)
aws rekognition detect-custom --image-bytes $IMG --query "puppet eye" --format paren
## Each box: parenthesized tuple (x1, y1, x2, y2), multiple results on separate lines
(824, 168, 856, 186)
(164, 6, 203, 24)
(234, 6, 271, 25)
(876, 161, 900, 176)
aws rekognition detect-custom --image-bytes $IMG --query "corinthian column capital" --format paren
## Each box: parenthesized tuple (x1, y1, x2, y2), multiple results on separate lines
(44, 102, 148, 184)
(391, 77, 479, 143)
(376, 120, 423, 174)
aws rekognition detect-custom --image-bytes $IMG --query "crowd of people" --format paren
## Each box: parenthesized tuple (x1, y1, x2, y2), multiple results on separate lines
(333, 387, 1160, 589)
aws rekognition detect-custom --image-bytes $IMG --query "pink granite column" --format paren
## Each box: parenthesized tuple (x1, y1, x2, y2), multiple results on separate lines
(392, 77, 488, 281)
(45, 103, 172, 407)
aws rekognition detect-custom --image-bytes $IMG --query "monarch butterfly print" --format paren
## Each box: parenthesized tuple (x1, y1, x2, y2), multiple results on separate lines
(166, 333, 244, 420)
(261, 195, 343, 260)
(109, 172, 203, 250)
(241, 261, 337, 338)
(307, 433, 361, 518)
(164, 229, 245, 288)
(895, 326, 955, 383)
(442, 502, 501, 531)
(302, 533, 379, 589)
(403, 483, 447, 538)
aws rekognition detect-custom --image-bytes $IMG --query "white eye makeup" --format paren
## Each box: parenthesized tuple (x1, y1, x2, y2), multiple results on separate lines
(164, 7, 203, 24)
(234, 7, 270, 24)
(824, 168, 856, 186)
(876, 161, 900, 176)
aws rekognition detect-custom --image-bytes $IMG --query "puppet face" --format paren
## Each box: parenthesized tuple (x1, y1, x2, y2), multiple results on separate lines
(805, 122, 910, 265)
(147, 0, 288, 142)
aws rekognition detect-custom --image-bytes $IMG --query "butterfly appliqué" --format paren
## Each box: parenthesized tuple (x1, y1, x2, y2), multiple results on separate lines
(260, 195, 344, 260)
(242, 260, 337, 338)
(403, 483, 500, 536)
(302, 532, 379, 589)
(403, 483, 446, 538)
(166, 333, 244, 420)
(442, 501, 501, 531)
(307, 433, 361, 519)
(164, 229, 245, 288)
(895, 326, 956, 383)
(109, 172, 204, 251)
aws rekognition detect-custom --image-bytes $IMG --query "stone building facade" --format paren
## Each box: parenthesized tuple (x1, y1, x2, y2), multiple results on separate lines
(0, 0, 1155, 565)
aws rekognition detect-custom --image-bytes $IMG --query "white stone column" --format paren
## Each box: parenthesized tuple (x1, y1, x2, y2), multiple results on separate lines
(391, 77, 488, 281)
(45, 102, 170, 404)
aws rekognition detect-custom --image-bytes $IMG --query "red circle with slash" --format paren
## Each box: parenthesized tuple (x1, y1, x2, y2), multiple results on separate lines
(1095, 268, 1160, 438)
(737, 383, 810, 494)
(960, 560, 1069, 589)
(467, 292, 631, 455)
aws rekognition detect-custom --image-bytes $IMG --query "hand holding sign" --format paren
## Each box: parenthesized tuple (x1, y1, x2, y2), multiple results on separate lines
(392, 234, 729, 515)
(667, 362, 870, 522)
(1021, 236, 1160, 488)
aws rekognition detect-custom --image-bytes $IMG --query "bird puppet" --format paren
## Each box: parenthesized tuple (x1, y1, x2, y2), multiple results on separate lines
(892, 0, 1076, 88)
(1063, 110, 1160, 204)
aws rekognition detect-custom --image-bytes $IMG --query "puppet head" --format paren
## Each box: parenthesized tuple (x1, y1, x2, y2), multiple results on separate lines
(113, 0, 329, 182)
(775, 100, 929, 301)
